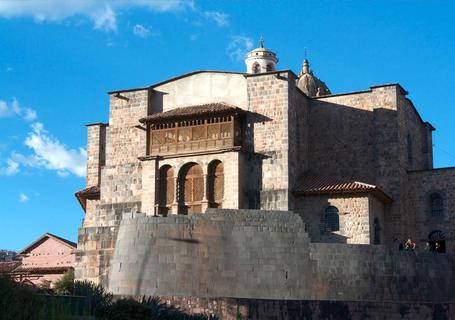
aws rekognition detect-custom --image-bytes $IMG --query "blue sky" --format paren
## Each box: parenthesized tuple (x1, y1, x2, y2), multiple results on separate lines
(1, 0, 454, 251)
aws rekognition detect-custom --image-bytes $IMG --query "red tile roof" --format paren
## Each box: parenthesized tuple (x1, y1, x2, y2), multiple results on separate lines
(294, 175, 392, 203)
(0, 261, 21, 274)
(14, 266, 72, 274)
(139, 103, 243, 123)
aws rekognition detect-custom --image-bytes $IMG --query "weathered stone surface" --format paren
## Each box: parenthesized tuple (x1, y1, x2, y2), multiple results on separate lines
(108, 209, 455, 303)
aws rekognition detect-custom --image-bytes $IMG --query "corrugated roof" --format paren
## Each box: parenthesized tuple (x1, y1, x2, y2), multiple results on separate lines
(294, 174, 392, 203)
(139, 103, 243, 123)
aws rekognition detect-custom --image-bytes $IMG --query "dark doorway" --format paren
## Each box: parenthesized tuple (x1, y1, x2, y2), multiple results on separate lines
(429, 230, 446, 253)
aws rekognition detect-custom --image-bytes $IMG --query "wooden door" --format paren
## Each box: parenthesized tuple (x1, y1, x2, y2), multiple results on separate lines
(158, 166, 174, 216)
(208, 161, 224, 208)
(179, 163, 203, 215)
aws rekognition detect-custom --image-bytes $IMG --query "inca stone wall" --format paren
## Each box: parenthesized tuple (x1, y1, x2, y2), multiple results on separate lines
(108, 209, 455, 303)
(157, 296, 455, 320)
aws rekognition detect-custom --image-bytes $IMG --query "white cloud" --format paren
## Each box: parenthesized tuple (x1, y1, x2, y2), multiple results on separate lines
(19, 192, 29, 202)
(23, 108, 38, 121)
(11, 122, 86, 177)
(0, 0, 194, 32)
(0, 158, 19, 176)
(227, 35, 253, 61)
(0, 98, 38, 121)
(204, 11, 229, 26)
(93, 5, 116, 32)
(133, 24, 151, 38)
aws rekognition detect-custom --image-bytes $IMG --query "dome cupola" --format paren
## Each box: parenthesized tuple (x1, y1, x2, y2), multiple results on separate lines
(245, 37, 278, 74)
(297, 59, 331, 97)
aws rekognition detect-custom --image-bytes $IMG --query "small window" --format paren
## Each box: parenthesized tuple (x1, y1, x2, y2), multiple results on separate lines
(430, 193, 443, 217)
(266, 64, 273, 72)
(321, 206, 340, 233)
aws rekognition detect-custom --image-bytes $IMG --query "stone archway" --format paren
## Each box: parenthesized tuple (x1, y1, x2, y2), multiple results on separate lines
(207, 160, 224, 208)
(158, 165, 174, 216)
(178, 163, 204, 215)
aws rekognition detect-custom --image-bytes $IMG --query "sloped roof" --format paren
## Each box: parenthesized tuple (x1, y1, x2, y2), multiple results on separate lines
(75, 185, 100, 212)
(294, 174, 392, 203)
(139, 103, 243, 123)
(14, 266, 72, 274)
(17, 233, 76, 255)
(0, 261, 21, 274)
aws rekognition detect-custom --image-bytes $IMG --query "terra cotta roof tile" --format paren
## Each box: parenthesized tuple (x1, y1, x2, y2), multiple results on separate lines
(295, 174, 392, 203)
(139, 103, 243, 123)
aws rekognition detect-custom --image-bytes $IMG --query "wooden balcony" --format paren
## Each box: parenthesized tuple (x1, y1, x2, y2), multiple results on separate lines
(148, 118, 241, 156)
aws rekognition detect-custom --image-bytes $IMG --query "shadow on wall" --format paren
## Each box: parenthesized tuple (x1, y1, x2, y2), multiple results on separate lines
(297, 198, 349, 244)
(309, 99, 398, 186)
(243, 111, 273, 210)
(149, 90, 168, 114)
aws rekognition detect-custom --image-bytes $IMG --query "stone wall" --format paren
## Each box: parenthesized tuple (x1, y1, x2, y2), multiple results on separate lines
(86, 123, 107, 187)
(287, 76, 311, 211)
(296, 194, 384, 244)
(108, 209, 455, 303)
(75, 226, 117, 285)
(155, 296, 455, 320)
(246, 72, 292, 210)
(406, 168, 455, 252)
(311, 85, 404, 244)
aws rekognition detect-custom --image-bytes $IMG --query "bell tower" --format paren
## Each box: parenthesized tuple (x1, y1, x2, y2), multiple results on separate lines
(245, 37, 278, 74)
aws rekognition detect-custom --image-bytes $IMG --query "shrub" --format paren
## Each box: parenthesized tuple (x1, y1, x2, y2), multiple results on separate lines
(73, 280, 113, 317)
(99, 298, 153, 320)
(54, 269, 74, 295)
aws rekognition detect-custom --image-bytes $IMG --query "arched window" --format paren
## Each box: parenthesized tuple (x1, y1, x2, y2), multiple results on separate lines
(373, 218, 381, 245)
(320, 206, 339, 233)
(207, 160, 224, 208)
(430, 193, 443, 217)
(178, 163, 203, 215)
(158, 165, 174, 216)
(252, 63, 260, 74)
(266, 64, 273, 72)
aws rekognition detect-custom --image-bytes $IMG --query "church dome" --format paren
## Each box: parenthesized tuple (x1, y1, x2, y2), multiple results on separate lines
(297, 59, 331, 97)
(245, 37, 278, 74)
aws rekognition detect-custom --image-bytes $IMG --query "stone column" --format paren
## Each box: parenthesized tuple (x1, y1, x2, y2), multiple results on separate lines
(201, 173, 209, 213)
(171, 176, 179, 215)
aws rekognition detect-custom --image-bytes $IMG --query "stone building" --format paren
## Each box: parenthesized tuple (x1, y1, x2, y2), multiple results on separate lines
(75, 40, 455, 318)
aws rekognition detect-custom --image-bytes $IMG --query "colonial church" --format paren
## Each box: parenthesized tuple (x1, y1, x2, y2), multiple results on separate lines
(75, 39, 455, 317)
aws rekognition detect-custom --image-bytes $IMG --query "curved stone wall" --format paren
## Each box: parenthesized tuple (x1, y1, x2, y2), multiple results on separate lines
(108, 209, 455, 302)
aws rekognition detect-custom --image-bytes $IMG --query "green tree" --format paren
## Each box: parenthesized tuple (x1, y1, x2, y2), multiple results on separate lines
(53, 269, 74, 295)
